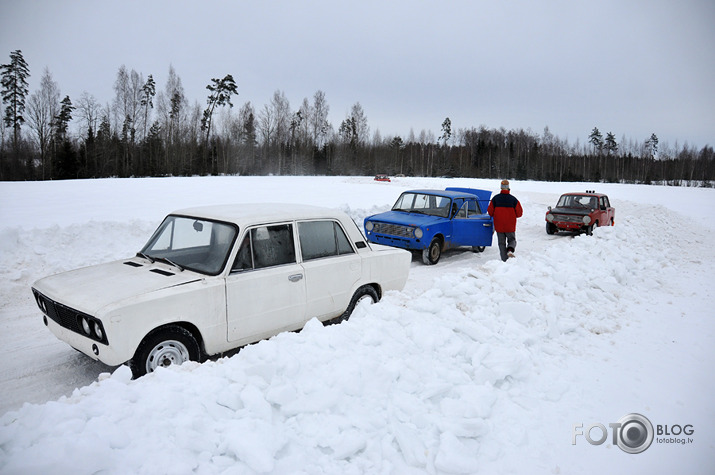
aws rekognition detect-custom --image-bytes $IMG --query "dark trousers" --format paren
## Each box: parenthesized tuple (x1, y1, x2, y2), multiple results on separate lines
(496, 232, 517, 262)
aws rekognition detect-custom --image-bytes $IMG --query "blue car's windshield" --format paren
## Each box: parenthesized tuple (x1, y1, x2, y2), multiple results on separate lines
(392, 192, 452, 218)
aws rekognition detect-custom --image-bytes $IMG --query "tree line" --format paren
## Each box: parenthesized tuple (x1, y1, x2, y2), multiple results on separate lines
(2, 50, 713, 185)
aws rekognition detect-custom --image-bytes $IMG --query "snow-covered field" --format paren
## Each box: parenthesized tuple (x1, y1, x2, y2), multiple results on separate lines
(0, 176, 713, 474)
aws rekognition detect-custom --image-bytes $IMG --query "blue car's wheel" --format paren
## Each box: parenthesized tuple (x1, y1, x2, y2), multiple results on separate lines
(472, 246, 485, 253)
(422, 238, 441, 265)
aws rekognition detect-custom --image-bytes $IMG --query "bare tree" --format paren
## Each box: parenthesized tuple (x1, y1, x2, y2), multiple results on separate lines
(26, 67, 59, 178)
(349, 102, 369, 146)
(311, 90, 330, 148)
(75, 92, 101, 139)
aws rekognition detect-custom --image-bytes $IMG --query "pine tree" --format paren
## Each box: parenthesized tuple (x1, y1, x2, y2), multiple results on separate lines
(201, 74, 238, 144)
(141, 75, 156, 140)
(1, 50, 30, 176)
(588, 127, 603, 154)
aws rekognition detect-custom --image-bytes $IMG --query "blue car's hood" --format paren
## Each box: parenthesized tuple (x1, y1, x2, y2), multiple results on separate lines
(366, 210, 446, 227)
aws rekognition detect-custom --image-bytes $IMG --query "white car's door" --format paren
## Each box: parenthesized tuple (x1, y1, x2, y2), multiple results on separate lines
(297, 220, 361, 321)
(225, 223, 306, 343)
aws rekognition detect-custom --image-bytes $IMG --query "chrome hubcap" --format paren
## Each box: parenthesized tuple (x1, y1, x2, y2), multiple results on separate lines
(146, 340, 190, 373)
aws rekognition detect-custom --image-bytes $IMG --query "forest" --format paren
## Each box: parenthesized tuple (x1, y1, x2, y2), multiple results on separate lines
(2, 50, 713, 184)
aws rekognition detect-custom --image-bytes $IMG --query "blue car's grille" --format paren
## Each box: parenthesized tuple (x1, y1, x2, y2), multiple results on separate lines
(373, 222, 415, 238)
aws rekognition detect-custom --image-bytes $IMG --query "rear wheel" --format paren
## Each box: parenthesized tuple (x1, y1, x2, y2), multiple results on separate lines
(422, 238, 442, 265)
(472, 246, 485, 253)
(130, 325, 201, 379)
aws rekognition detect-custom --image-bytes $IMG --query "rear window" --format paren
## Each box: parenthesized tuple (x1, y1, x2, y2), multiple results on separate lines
(298, 220, 355, 261)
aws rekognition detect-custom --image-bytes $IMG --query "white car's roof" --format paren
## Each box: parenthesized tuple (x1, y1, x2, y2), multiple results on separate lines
(172, 203, 346, 225)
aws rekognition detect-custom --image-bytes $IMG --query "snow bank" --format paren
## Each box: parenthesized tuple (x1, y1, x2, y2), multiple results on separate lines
(0, 176, 713, 474)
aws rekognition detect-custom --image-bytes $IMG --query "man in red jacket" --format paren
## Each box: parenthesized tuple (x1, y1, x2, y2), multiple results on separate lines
(487, 180, 523, 261)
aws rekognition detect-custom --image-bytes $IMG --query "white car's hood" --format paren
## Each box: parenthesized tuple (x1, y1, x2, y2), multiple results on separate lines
(32, 258, 204, 315)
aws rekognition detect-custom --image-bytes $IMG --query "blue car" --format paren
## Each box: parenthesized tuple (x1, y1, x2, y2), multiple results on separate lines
(364, 187, 494, 265)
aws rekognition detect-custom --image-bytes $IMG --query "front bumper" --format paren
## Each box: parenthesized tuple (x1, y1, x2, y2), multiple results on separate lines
(552, 221, 588, 232)
(33, 289, 126, 366)
(366, 233, 426, 251)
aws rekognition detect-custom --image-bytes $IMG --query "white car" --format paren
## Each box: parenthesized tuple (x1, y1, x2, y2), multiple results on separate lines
(32, 204, 411, 378)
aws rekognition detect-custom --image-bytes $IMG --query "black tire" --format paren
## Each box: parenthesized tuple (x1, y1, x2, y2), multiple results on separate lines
(422, 238, 442, 265)
(336, 285, 379, 323)
(546, 222, 557, 235)
(472, 246, 486, 253)
(129, 325, 201, 379)
(585, 224, 594, 236)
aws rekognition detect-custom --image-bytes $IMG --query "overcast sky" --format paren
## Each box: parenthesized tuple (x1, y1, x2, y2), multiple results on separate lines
(1, 0, 713, 150)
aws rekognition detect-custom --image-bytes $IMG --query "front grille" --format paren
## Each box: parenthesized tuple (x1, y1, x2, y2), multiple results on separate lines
(34, 290, 81, 333)
(373, 222, 414, 238)
(33, 289, 108, 344)
(553, 214, 583, 223)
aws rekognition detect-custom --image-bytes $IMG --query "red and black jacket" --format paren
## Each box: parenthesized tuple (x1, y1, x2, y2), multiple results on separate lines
(487, 190, 523, 233)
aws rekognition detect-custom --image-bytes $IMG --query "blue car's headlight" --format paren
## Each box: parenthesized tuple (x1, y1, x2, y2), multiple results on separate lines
(366, 221, 374, 232)
(414, 228, 423, 238)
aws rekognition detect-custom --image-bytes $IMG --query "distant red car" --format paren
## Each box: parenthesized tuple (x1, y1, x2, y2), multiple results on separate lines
(545, 191, 614, 235)
(374, 174, 391, 182)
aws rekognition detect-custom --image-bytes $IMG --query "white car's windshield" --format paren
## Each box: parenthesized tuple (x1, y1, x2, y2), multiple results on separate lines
(392, 192, 452, 218)
(140, 216, 237, 275)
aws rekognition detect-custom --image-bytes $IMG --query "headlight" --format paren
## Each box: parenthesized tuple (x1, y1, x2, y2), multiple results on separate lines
(546, 213, 554, 222)
(582, 215, 591, 224)
(81, 317, 91, 335)
(93, 321, 104, 340)
(414, 228, 423, 238)
(365, 221, 374, 232)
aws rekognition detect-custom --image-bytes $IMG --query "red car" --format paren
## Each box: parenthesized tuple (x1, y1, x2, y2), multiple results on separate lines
(545, 191, 614, 235)
(374, 174, 391, 182)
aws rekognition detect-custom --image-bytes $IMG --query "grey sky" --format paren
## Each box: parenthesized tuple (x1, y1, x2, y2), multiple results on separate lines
(1, 0, 713, 150)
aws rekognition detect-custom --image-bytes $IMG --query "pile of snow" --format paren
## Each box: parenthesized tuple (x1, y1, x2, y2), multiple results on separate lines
(0, 176, 713, 474)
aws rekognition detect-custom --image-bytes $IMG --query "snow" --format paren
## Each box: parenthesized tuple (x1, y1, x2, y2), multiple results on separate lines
(1, 176, 714, 474)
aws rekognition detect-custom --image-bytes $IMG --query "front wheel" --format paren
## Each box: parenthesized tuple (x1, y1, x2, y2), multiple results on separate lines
(336, 285, 379, 323)
(422, 238, 442, 265)
(472, 246, 485, 253)
(129, 325, 201, 379)
(546, 222, 557, 235)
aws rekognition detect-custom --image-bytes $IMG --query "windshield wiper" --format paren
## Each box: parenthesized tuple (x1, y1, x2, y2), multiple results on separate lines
(136, 252, 155, 263)
(154, 257, 184, 272)
(408, 209, 427, 215)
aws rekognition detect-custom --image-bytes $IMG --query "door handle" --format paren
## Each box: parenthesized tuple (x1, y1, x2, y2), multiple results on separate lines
(288, 274, 303, 282)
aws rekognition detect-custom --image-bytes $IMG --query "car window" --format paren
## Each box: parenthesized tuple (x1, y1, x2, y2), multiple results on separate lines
(455, 201, 468, 219)
(141, 216, 237, 275)
(468, 199, 480, 214)
(299, 220, 355, 261)
(392, 192, 452, 218)
(232, 224, 296, 271)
